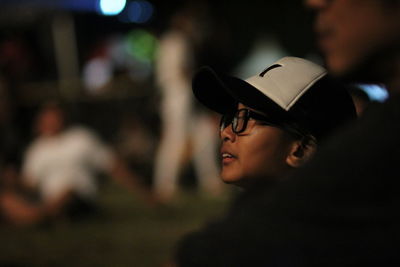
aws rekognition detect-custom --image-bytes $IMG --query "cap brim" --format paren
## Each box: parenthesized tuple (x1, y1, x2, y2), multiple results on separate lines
(192, 67, 240, 114)
(192, 66, 286, 116)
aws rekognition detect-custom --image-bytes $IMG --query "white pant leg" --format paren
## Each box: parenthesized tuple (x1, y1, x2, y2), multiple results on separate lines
(153, 90, 191, 201)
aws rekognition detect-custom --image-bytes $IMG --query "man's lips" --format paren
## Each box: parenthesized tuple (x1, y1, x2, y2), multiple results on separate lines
(221, 151, 237, 164)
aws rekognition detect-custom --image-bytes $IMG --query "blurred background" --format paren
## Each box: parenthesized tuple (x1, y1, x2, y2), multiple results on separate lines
(0, 0, 317, 146)
(0, 0, 338, 266)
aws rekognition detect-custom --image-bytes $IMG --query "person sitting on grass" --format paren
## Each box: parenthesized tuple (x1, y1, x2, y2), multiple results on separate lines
(0, 101, 156, 226)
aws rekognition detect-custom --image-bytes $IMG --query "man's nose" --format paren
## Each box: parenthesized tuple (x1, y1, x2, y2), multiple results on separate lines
(220, 124, 236, 142)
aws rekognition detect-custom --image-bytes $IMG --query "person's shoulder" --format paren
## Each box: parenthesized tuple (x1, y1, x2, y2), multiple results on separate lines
(65, 126, 98, 139)
(65, 126, 108, 151)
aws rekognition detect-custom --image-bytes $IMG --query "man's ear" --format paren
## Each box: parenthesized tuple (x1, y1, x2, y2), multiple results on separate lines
(286, 136, 317, 168)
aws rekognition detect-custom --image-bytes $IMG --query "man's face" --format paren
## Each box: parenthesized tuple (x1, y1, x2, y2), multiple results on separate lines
(219, 104, 297, 188)
(306, 0, 400, 80)
(36, 107, 64, 137)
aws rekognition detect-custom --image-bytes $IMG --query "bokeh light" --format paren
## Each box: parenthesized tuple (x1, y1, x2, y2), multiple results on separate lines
(127, 1, 154, 23)
(98, 0, 126, 16)
(117, 0, 154, 24)
(125, 29, 158, 63)
(358, 84, 389, 102)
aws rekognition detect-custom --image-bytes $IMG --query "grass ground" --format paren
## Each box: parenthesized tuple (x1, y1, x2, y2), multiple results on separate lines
(0, 181, 232, 267)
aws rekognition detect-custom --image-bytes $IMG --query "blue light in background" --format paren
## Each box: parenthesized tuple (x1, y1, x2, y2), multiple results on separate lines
(98, 0, 126, 16)
(118, 0, 154, 24)
(358, 84, 389, 102)
(127, 1, 153, 23)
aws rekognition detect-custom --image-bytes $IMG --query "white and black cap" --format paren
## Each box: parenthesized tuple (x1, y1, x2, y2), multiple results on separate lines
(192, 57, 357, 140)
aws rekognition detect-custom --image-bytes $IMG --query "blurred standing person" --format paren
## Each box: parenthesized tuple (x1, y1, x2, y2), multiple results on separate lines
(153, 2, 224, 202)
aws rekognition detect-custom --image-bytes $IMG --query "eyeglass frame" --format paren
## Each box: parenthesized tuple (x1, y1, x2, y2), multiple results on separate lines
(220, 108, 309, 138)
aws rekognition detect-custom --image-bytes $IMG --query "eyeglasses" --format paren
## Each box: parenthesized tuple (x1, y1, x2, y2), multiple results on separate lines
(220, 108, 278, 134)
(220, 108, 306, 137)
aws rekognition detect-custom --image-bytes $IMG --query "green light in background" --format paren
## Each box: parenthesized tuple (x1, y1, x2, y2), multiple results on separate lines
(125, 29, 158, 63)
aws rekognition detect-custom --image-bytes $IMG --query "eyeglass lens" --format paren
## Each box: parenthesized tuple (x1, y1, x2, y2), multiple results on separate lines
(220, 109, 249, 134)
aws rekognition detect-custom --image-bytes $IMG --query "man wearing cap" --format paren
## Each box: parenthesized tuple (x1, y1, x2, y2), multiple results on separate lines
(174, 0, 400, 266)
(191, 56, 356, 189)
(172, 56, 356, 266)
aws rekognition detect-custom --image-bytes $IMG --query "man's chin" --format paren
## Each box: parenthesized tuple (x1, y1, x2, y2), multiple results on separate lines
(221, 174, 239, 185)
(324, 51, 391, 84)
(221, 175, 249, 188)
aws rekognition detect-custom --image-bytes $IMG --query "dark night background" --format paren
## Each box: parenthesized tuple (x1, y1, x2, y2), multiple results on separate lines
(0, 1, 322, 266)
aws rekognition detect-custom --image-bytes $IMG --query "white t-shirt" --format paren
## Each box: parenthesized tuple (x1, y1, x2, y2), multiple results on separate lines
(22, 127, 114, 202)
